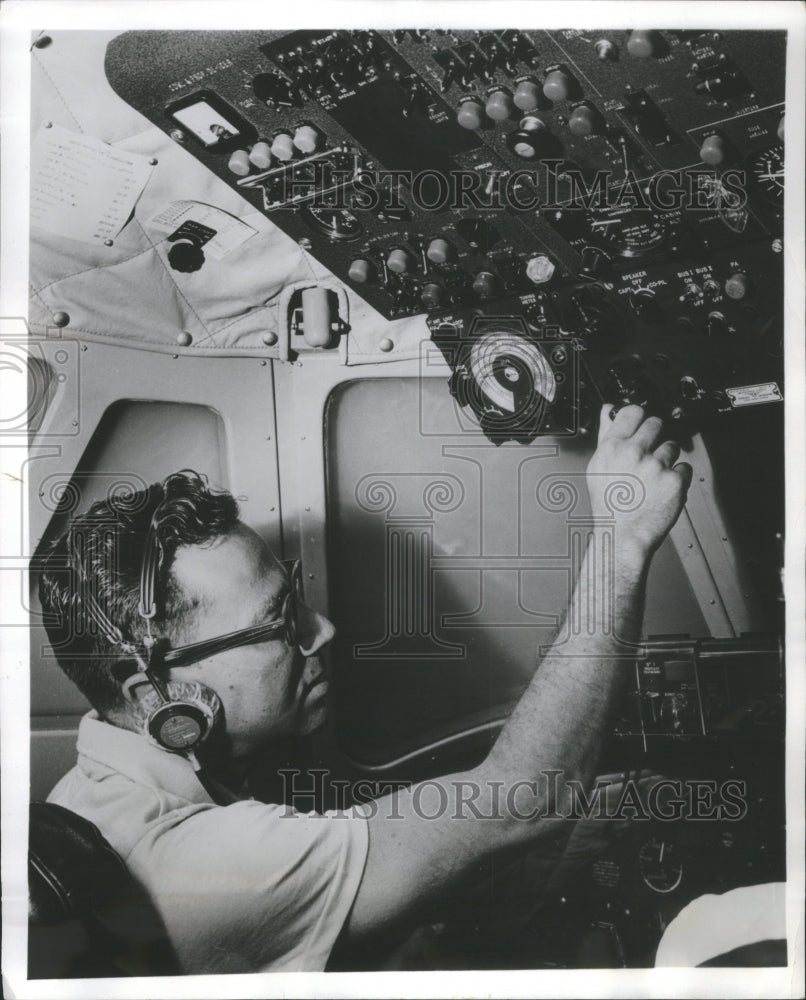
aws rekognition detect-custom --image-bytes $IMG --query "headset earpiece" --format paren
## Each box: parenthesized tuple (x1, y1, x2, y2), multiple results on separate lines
(122, 674, 221, 753)
(147, 699, 214, 752)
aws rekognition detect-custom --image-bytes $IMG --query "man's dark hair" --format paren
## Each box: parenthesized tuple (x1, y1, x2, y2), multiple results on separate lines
(38, 470, 239, 717)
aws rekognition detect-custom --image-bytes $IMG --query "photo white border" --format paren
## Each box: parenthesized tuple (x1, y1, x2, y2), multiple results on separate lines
(2, 2, 804, 998)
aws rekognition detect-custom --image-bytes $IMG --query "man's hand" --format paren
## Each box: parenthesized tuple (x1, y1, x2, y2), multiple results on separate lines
(586, 404, 693, 560)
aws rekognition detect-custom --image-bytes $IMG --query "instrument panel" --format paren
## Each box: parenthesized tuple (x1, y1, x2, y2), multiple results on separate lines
(106, 28, 785, 438)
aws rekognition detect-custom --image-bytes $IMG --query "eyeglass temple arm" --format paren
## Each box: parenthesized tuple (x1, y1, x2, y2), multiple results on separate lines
(161, 619, 288, 668)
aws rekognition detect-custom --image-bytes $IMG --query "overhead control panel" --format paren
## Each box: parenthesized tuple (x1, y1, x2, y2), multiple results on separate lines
(106, 29, 785, 436)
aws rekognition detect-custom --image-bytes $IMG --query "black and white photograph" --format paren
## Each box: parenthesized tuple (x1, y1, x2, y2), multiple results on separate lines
(1, 2, 804, 997)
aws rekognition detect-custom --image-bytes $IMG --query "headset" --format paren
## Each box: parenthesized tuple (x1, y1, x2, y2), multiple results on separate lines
(71, 516, 229, 801)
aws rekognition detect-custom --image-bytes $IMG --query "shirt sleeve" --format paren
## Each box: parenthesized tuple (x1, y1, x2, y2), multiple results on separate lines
(125, 799, 369, 974)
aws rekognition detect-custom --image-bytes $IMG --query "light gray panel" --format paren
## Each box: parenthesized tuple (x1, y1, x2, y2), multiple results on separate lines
(326, 378, 707, 765)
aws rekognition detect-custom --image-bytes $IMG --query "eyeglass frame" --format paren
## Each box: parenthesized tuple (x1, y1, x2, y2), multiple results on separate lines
(158, 559, 304, 669)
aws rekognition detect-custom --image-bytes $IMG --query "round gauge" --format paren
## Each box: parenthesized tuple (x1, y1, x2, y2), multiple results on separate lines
(750, 144, 784, 203)
(299, 206, 364, 241)
(639, 838, 683, 894)
(588, 207, 667, 258)
(469, 331, 557, 415)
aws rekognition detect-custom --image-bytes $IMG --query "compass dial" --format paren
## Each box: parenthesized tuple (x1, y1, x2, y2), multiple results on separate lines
(588, 207, 668, 258)
(750, 144, 784, 203)
(299, 206, 364, 241)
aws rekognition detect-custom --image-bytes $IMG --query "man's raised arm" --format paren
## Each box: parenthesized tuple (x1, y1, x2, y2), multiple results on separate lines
(342, 404, 693, 942)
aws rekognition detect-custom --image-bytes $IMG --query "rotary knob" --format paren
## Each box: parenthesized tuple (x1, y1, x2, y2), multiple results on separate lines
(387, 248, 412, 274)
(724, 272, 751, 300)
(457, 98, 485, 130)
(485, 89, 515, 121)
(420, 283, 445, 308)
(513, 79, 541, 112)
(627, 30, 662, 58)
(227, 150, 251, 176)
(248, 142, 272, 169)
(542, 69, 575, 102)
(472, 271, 498, 299)
(293, 125, 319, 154)
(426, 238, 452, 264)
(699, 133, 731, 166)
(568, 104, 600, 137)
(348, 259, 373, 284)
(270, 132, 295, 161)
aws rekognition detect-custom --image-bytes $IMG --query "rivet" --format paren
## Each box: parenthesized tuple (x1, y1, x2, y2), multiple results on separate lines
(270, 506, 275, 511)
(301, 435, 306, 441)
(43, 121, 53, 128)
(709, 599, 716, 605)
(172, 354, 178, 359)
(169, 129, 186, 143)
(699, 476, 705, 482)
(34, 35, 52, 49)
(305, 505, 311, 512)
(80, 344, 88, 351)
(104, 239, 114, 247)
(379, 338, 394, 352)
(308, 573, 315, 579)
(261, 360, 267, 366)
(262, 331, 278, 346)
(71, 420, 78, 426)
(149, 158, 158, 166)
(52, 311, 70, 327)
(176, 331, 192, 346)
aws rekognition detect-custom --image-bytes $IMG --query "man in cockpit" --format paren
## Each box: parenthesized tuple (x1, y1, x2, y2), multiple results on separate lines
(39, 404, 691, 973)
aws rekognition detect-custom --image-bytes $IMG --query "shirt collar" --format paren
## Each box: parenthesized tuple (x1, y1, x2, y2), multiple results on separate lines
(76, 712, 215, 804)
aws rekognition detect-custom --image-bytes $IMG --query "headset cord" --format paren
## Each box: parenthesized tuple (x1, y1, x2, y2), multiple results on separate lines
(186, 750, 242, 806)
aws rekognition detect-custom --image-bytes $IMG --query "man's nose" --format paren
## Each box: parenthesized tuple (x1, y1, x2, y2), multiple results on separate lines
(296, 601, 335, 656)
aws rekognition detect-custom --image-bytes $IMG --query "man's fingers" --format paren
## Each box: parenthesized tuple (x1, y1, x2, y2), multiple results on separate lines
(598, 403, 645, 442)
(672, 461, 694, 490)
(632, 415, 665, 451)
(654, 440, 681, 467)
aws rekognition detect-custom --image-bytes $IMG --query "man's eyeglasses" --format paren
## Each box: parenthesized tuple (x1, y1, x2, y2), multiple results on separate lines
(160, 560, 304, 669)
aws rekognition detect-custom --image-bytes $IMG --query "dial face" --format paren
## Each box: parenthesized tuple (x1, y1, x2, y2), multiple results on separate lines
(469, 331, 556, 415)
(639, 838, 683, 893)
(588, 207, 667, 258)
(299, 206, 364, 241)
(750, 144, 784, 203)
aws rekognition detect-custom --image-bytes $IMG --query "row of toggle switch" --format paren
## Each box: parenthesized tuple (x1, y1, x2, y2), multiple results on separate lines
(226, 125, 321, 176)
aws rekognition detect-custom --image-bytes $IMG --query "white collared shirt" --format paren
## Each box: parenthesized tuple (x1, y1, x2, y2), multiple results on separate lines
(48, 714, 369, 974)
